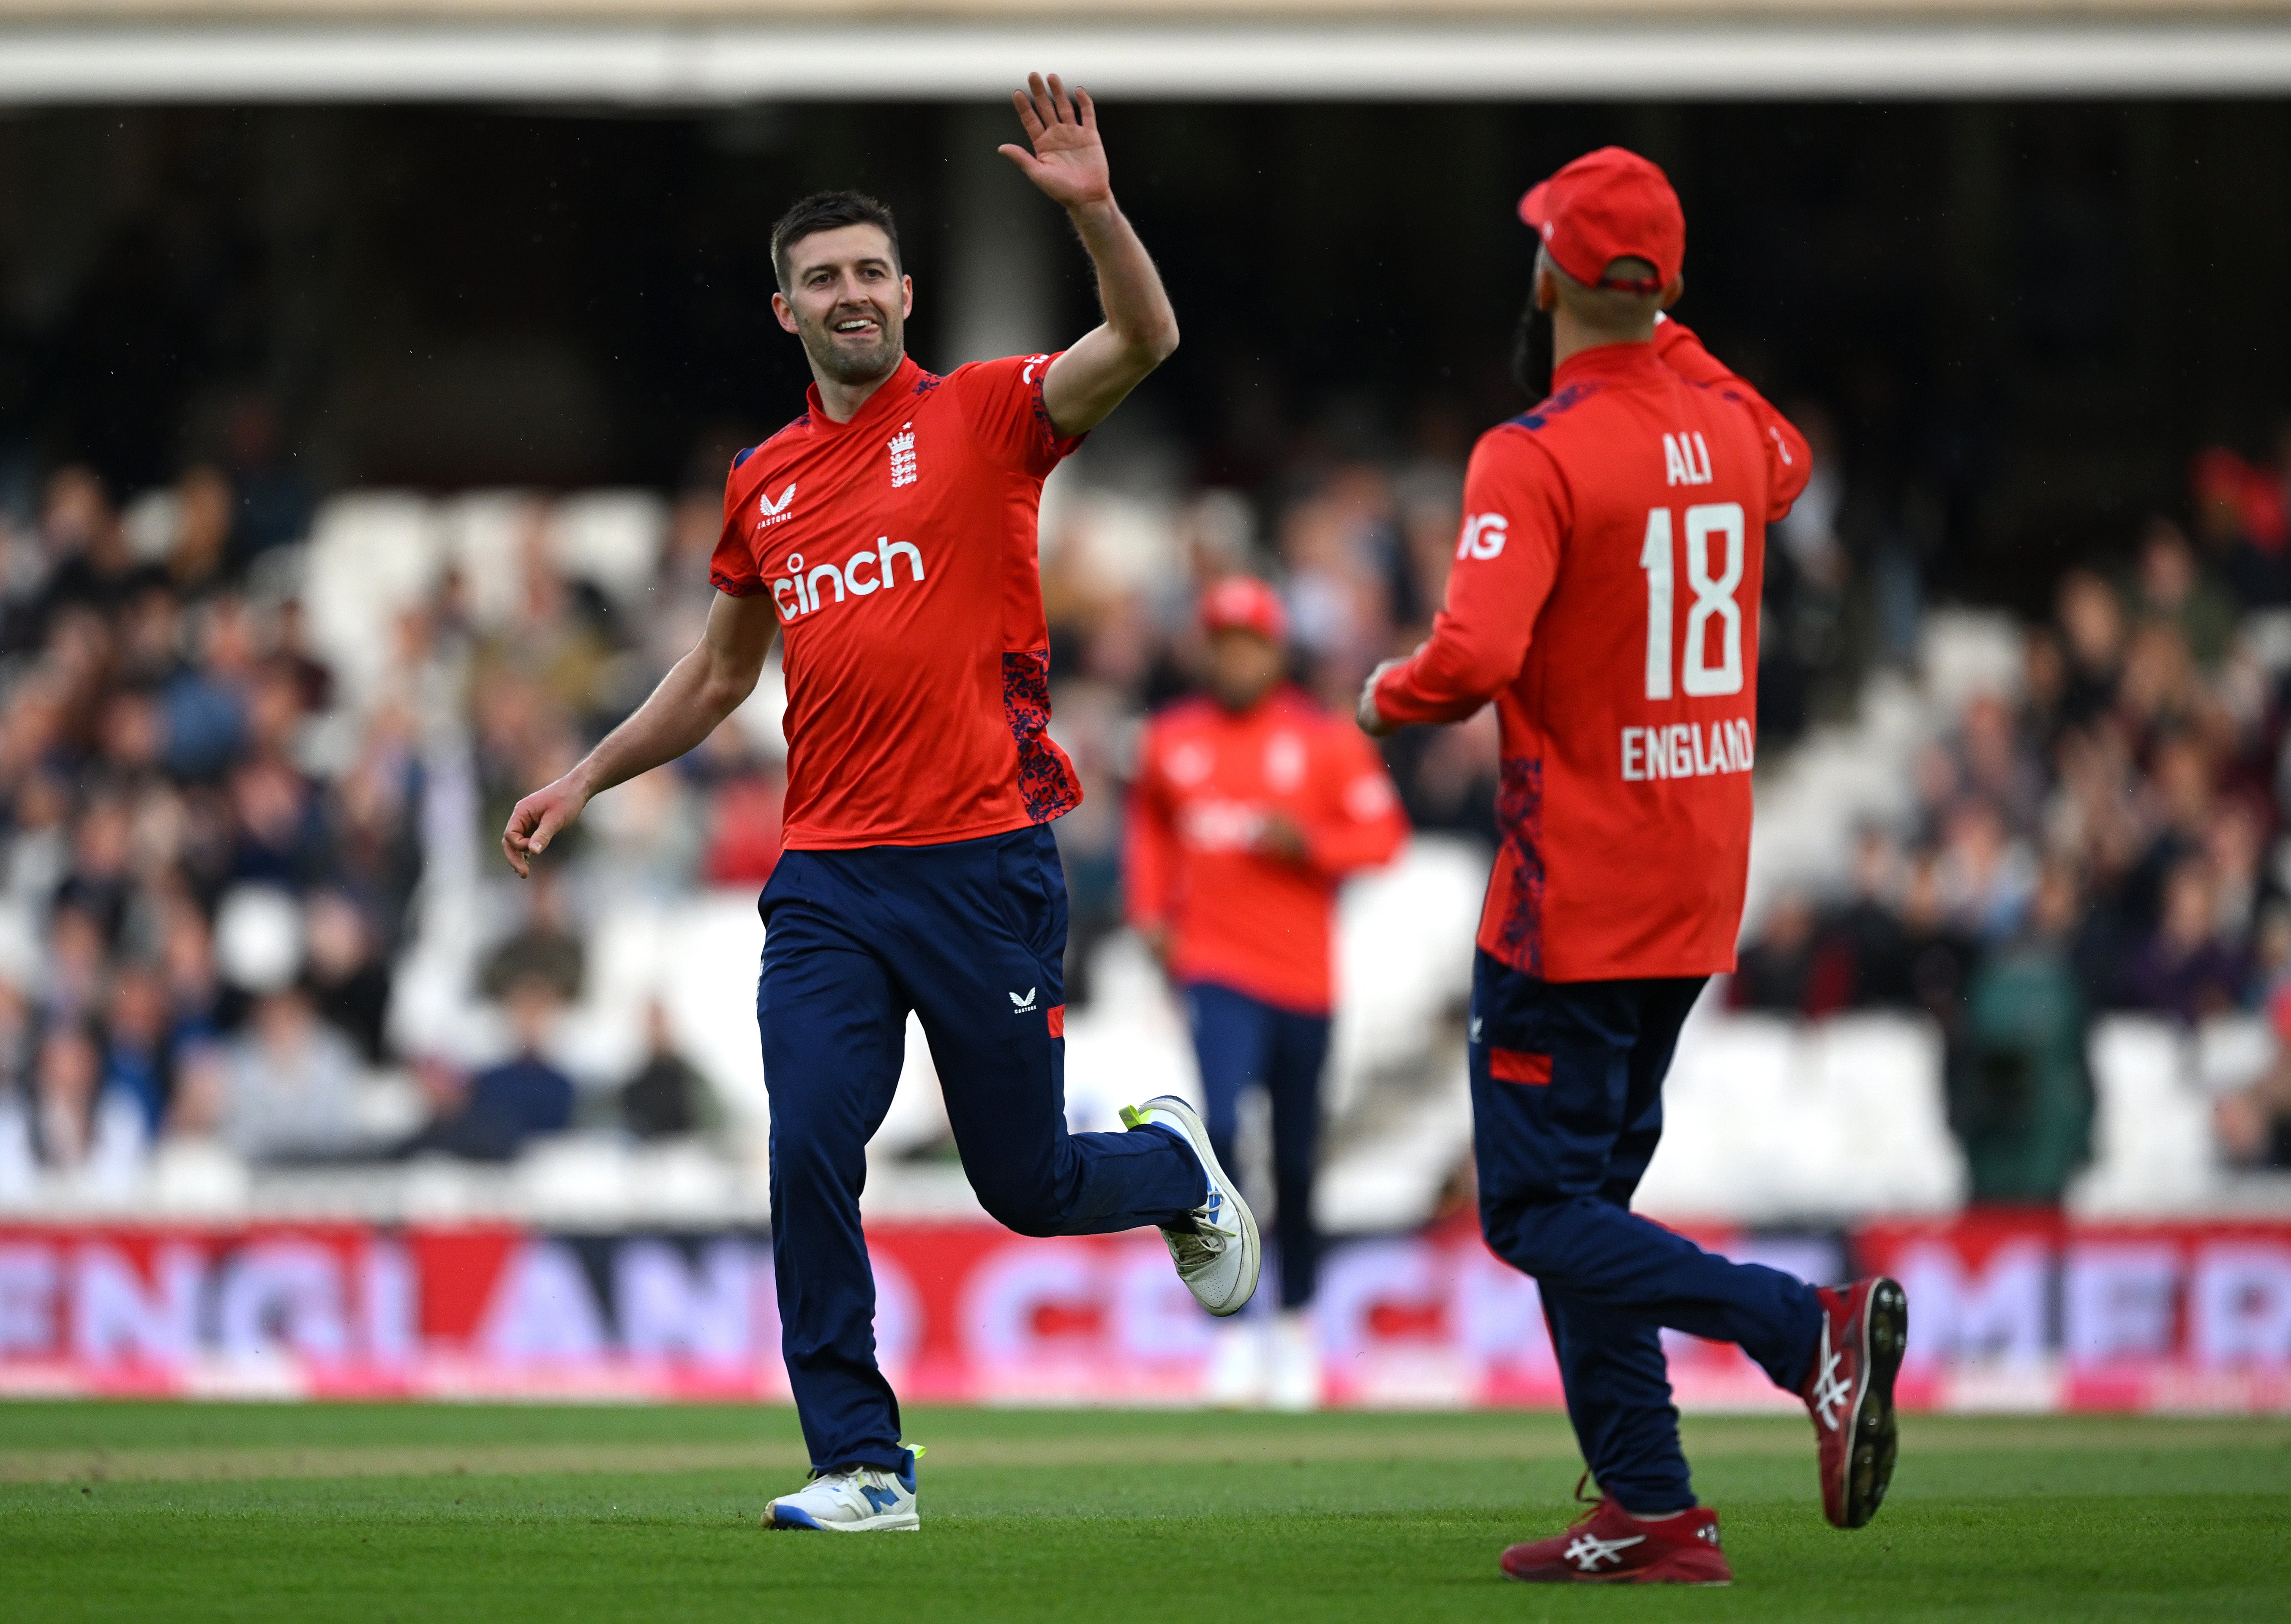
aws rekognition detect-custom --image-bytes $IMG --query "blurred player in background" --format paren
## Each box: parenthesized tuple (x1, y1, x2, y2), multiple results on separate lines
(1126, 576, 1409, 1408)
(501, 75, 1259, 1533)
(1360, 148, 1906, 1584)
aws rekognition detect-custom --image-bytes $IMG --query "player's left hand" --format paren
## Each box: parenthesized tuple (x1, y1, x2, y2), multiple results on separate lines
(1257, 812, 1311, 864)
(1357, 660, 1403, 737)
(1000, 73, 1113, 212)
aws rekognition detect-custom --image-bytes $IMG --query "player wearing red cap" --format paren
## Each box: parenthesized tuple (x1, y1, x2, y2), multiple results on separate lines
(1361, 147, 1907, 1583)
(499, 76, 1260, 1533)
(1127, 576, 1409, 1404)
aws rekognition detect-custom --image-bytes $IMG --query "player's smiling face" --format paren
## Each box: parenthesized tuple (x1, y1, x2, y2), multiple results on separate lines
(772, 224, 913, 386)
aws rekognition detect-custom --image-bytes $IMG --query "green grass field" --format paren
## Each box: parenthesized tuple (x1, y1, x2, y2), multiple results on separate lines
(3, 1402, 2286, 1622)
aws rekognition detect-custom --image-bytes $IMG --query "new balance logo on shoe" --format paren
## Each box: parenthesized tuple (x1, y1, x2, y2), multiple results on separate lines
(1564, 1533, 1647, 1571)
(859, 1484, 901, 1514)
(1009, 988, 1037, 1013)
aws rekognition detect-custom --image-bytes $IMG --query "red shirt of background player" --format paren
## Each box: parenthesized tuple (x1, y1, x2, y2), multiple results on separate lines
(1374, 318, 1811, 982)
(709, 351, 1084, 850)
(1128, 649, 1410, 1014)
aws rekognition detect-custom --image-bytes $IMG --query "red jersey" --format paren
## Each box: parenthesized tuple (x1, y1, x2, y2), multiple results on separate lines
(1373, 319, 1811, 982)
(1127, 687, 1410, 1013)
(709, 353, 1084, 849)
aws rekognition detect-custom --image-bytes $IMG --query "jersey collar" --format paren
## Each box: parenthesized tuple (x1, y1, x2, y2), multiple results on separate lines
(806, 354, 924, 434)
(1552, 338, 1668, 393)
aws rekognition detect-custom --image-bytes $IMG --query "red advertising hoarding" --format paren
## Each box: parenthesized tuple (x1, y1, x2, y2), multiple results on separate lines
(1, 1215, 2285, 1411)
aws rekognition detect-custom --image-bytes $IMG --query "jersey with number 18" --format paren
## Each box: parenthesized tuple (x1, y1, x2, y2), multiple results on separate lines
(1373, 318, 1811, 982)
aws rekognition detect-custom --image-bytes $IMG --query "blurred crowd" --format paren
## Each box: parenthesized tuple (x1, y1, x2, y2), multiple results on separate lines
(14, 379, 2291, 1205)
(1732, 429, 2291, 1193)
(0, 438, 745, 1190)
(0, 401, 1512, 1188)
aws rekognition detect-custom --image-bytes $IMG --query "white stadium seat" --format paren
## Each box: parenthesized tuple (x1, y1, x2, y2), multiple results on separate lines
(302, 492, 444, 711)
(2072, 1016, 2224, 1215)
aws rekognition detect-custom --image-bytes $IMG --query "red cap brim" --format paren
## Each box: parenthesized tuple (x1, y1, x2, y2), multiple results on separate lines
(1517, 180, 1552, 232)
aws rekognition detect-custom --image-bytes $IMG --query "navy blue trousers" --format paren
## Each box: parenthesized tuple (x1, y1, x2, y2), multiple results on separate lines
(758, 825, 1206, 1474)
(1183, 982, 1330, 1312)
(1470, 951, 1822, 1512)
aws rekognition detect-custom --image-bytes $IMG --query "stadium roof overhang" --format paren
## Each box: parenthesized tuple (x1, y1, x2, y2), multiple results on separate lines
(3, 1, 2291, 102)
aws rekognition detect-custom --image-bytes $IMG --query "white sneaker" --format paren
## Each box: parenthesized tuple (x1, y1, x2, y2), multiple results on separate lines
(1203, 1317, 1267, 1408)
(1266, 1309, 1322, 1412)
(1121, 1095, 1260, 1317)
(762, 1450, 920, 1532)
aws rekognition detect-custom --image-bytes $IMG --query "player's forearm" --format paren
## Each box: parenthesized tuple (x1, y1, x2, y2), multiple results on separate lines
(1070, 198, 1179, 365)
(570, 644, 755, 800)
(1041, 201, 1177, 436)
(1374, 633, 1516, 728)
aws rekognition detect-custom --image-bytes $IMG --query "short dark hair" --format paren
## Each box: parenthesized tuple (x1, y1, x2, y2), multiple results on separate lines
(769, 191, 901, 293)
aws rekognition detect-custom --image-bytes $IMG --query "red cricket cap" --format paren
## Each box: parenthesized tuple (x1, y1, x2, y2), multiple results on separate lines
(1199, 575, 1287, 643)
(1518, 147, 1685, 296)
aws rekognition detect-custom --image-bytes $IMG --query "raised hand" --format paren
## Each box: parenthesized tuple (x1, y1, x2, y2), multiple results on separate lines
(999, 73, 1112, 212)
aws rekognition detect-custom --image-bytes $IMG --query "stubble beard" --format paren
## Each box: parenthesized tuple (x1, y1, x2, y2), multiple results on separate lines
(804, 307, 905, 387)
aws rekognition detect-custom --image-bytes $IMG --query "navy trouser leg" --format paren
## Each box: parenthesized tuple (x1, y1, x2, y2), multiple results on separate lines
(757, 877, 911, 1474)
(1184, 984, 1328, 1310)
(1265, 1003, 1328, 1311)
(1183, 984, 1273, 1210)
(1542, 1291, 1682, 1510)
(759, 828, 1204, 1473)
(911, 828, 1204, 1235)
(1470, 951, 1823, 1512)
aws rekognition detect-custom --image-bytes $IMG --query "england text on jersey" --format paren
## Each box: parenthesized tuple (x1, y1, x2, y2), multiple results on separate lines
(1374, 320, 1811, 982)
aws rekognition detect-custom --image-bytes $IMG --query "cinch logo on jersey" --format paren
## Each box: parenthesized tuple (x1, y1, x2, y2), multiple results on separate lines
(1663, 432, 1714, 486)
(1621, 718, 1754, 782)
(771, 537, 927, 623)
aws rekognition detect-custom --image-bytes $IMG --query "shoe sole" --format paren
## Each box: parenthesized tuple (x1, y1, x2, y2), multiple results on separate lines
(1138, 1094, 1261, 1317)
(1502, 1560, 1732, 1586)
(764, 1507, 920, 1532)
(1839, 1276, 1908, 1530)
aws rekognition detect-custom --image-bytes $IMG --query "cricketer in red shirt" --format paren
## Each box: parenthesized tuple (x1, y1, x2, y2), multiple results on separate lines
(1127, 576, 1405, 1355)
(1127, 579, 1410, 1014)
(1361, 148, 1904, 1574)
(1370, 313, 1809, 982)
(501, 79, 1268, 1511)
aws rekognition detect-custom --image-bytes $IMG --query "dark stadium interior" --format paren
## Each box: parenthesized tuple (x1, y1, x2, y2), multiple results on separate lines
(3, 98, 2287, 616)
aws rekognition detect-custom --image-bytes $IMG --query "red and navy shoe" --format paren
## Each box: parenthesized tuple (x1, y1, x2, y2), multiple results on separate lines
(1500, 1490, 1732, 1586)
(1800, 1275, 1908, 1529)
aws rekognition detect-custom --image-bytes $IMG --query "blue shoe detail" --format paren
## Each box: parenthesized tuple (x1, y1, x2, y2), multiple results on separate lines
(770, 1504, 824, 1530)
(859, 1483, 900, 1514)
(899, 1448, 919, 1495)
